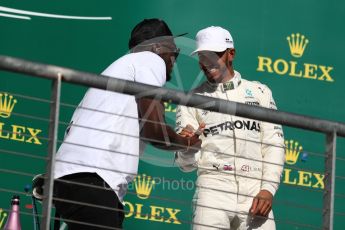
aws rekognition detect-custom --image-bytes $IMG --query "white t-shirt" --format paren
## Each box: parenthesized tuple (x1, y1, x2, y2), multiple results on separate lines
(54, 51, 166, 201)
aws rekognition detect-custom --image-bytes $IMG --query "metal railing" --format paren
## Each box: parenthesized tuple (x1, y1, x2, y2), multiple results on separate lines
(0, 55, 344, 230)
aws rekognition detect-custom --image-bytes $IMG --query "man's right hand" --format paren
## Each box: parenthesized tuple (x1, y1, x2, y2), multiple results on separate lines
(180, 123, 205, 154)
(179, 123, 205, 137)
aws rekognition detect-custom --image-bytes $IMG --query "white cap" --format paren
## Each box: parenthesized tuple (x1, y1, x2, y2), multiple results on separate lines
(191, 26, 234, 55)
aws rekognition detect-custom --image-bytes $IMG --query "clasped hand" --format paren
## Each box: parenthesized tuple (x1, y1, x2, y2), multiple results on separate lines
(179, 123, 205, 154)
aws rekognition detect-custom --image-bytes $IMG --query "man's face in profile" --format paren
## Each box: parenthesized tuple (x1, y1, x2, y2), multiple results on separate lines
(157, 39, 180, 82)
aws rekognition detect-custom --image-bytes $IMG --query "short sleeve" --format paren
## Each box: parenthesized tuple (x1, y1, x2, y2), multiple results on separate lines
(134, 53, 166, 87)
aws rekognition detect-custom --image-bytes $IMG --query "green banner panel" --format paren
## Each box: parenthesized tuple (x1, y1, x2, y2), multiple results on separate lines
(1, 0, 344, 229)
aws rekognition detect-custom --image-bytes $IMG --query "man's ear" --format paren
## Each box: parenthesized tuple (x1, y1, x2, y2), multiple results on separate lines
(227, 48, 236, 61)
(229, 48, 236, 57)
(152, 44, 161, 54)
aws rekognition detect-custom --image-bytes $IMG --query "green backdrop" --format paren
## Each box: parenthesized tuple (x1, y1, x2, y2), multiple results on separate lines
(1, 0, 345, 229)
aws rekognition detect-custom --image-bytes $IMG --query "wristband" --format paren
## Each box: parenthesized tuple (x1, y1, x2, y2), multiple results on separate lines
(187, 138, 191, 152)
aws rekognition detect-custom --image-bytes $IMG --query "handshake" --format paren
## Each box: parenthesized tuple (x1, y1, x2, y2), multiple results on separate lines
(179, 123, 205, 154)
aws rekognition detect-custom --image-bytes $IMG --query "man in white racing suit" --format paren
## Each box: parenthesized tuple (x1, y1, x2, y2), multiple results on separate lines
(175, 26, 285, 230)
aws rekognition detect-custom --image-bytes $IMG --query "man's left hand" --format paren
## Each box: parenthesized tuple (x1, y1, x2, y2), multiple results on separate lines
(249, 190, 273, 217)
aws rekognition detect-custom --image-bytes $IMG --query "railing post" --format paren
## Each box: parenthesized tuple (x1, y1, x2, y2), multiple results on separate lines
(323, 131, 337, 230)
(41, 74, 61, 230)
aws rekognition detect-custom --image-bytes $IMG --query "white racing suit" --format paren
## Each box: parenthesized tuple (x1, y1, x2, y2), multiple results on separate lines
(175, 71, 285, 230)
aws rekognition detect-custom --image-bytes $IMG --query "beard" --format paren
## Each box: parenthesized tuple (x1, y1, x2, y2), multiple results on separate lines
(203, 64, 228, 84)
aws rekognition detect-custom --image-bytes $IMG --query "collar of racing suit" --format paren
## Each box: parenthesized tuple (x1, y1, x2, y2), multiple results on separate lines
(206, 70, 242, 92)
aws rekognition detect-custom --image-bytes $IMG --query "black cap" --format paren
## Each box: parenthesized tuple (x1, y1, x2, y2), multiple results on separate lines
(11, 195, 20, 205)
(128, 18, 186, 49)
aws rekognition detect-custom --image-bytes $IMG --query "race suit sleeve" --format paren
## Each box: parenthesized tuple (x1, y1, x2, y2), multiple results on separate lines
(260, 85, 285, 196)
(174, 104, 200, 172)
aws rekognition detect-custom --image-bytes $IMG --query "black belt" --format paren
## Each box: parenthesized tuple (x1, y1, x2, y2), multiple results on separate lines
(58, 172, 111, 189)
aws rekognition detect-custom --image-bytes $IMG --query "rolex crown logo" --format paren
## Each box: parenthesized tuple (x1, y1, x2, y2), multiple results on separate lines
(0, 93, 17, 118)
(134, 174, 155, 199)
(0, 208, 8, 228)
(287, 33, 309, 58)
(285, 139, 303, 165)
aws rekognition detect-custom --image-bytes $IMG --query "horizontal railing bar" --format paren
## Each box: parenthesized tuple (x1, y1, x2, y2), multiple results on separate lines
(0, 55, 344, 137)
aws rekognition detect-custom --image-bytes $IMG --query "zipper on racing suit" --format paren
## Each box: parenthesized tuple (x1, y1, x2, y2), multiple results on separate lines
(225, 91, 239, 201)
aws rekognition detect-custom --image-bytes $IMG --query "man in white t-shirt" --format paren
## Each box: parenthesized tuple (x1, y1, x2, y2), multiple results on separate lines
(53, 19, 202, 229)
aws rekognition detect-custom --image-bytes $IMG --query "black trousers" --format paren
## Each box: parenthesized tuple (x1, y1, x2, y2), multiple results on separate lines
(54, 173, 124, 230)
